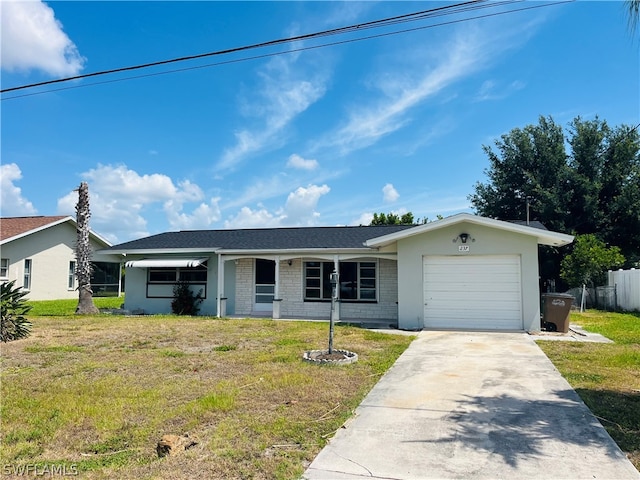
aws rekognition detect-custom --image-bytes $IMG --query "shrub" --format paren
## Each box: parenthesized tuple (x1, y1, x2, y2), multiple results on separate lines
(171, 281, 203, 315)
(1, 280, 33, 342)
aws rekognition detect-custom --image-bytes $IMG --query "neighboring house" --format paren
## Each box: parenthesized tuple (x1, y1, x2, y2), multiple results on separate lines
(0, 216, 122, 300)
(103, 213, 573, 331)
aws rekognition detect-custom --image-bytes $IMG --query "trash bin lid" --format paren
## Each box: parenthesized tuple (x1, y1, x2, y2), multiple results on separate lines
(542, 293, 574, 298)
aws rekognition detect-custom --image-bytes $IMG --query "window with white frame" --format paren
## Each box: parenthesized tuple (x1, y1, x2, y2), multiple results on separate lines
(304, 260, 377, 302)
(148, 265, 208, 284)
(0, 258, 8, 279)
(23, 259, 32, 290)
(68, 261, 76, 290)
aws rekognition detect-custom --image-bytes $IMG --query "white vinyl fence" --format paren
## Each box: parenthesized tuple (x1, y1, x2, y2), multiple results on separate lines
(608, 269, 640, 312)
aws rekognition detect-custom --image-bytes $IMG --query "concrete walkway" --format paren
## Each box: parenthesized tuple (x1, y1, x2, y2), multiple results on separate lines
(303, 331, 640, 480)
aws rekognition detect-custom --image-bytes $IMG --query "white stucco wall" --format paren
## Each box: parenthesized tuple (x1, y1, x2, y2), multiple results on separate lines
(396, 223, 541, 331)
(1, 222, 115, 301)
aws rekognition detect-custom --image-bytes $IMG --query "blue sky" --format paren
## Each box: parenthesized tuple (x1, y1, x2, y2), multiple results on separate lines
(1, 1, 638, 244)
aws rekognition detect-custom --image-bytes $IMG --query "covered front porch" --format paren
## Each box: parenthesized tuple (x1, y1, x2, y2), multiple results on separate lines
(215, 254, 399, 327)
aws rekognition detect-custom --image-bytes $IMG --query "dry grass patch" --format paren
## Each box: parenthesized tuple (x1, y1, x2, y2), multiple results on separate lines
(0, 316, 414, 479)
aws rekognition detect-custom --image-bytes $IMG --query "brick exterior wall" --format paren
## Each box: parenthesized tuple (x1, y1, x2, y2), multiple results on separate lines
(233, 257, 398, 322)
(234, 258, 254, 315)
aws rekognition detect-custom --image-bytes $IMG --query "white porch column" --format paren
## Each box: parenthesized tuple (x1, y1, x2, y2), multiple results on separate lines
(117, 261, 123, 297)
(273, 255, 282, 319)
(332, 255, 340, 322)
(217, 253, 226, 318)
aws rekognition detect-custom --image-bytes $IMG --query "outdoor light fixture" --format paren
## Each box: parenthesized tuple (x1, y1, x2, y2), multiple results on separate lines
(287, 260, 292, 266)
(459, 233, 470, 244)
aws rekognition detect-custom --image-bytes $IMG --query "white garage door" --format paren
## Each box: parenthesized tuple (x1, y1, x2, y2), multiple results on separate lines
(423, 255, 523, 330)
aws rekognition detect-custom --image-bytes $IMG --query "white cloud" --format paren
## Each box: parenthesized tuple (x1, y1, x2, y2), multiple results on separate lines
(224, 206, 281, 229)
(281, 184, 330, 226)
(382, 183, 399, 203)
(474, 79, 526, 102)
(352, 212, 374, 226)
(216, 44, 328, 171)
(56, 164, 220, 242)
(1, 0, 85, 76)
(326, 33, 483, 153)
(164, 198, 221, 231)
(320, 20, 538, 155)
(287, 153, 318, 170)
(224, 184, 331, 229)
(0, 163, 38, 216)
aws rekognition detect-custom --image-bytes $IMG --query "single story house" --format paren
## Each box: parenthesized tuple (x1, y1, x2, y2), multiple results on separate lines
(104, 213, 573, 331)
(0, 216, 122, 300)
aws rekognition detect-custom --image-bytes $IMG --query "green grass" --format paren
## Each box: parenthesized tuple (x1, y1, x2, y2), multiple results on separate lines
(0, 315, 415, 479)
(26, 297, 125, 316)
(537, 310, 640, 469)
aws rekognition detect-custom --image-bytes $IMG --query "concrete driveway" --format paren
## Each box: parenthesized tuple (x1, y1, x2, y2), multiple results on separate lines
(303, 331, 640, 480)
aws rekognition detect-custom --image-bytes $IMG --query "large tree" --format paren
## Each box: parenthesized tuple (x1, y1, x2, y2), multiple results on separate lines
(469, 115, 640, 283)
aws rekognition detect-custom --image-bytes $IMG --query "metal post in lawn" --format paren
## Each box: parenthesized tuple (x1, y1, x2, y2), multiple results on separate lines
(329, 270, 338, 354)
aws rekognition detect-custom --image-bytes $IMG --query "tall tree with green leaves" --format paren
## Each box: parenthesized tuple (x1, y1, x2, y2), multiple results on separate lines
(469, 116, 571, 234)
(75, 182, 99, 315)
(470, 115, 640, 261)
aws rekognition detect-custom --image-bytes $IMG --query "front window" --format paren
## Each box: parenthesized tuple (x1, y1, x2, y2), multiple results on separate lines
(148, 265, 207, 284)
(23, 259, 32, 290)
(68, 261, 76, 290)
(0, 258, 8, 279)
(304, 260, 377, 302)
(91, 262, 121, 296)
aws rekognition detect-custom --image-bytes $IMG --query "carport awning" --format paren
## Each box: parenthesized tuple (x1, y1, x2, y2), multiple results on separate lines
(125, 258, 208, 268)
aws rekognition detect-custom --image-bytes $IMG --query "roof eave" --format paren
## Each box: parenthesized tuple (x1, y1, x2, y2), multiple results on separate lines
(101, 246, 380, 256)
(217, 247, 378, 255)
(99, 247, 221, 256)
(365, 213, 574, 247)
(0, 216, 112, 248)
(536, 233, 575, 247)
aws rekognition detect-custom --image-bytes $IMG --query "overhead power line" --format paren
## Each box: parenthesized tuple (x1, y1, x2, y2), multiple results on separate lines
(1, 0, 572, 100)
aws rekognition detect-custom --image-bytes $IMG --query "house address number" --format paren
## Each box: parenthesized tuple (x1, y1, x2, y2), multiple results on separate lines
(458, 245, 470, 252)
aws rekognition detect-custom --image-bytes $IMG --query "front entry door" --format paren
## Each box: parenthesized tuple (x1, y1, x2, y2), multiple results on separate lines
(254, 259, 275, 312)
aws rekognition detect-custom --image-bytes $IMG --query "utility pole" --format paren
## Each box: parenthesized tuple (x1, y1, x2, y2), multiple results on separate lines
(526, 196, 533, 225)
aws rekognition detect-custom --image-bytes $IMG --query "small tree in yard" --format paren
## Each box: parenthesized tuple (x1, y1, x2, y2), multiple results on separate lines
(1, 280, 32, 342)
(560, 234, 625, 288)
(171, 281, 203, 315)
(75, 182, 99, 315)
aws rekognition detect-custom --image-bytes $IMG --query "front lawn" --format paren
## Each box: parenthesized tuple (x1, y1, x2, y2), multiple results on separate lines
(537, 310, 640, 470)
(26, 297, 125, 316)
(0, 315, 414, 479)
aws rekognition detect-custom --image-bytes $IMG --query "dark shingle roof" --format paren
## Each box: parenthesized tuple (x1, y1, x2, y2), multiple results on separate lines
(108, 225, 416, 252)
(508, 220, 548, 231)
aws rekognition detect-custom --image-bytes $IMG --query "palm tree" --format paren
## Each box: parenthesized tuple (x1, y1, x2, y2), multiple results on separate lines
(627, 0, 640, 35)
(75, 182, 99, 314)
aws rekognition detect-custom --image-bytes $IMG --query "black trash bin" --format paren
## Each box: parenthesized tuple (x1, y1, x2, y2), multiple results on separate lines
(542, 293, 574, 333)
